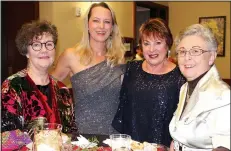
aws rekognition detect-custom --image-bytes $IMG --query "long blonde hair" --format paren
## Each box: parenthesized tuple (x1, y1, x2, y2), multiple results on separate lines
(76, 2, 125, 66)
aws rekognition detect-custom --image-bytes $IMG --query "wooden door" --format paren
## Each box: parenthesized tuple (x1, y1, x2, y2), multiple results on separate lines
(134, 2, 169, 45)
(1, 1, 39, 83)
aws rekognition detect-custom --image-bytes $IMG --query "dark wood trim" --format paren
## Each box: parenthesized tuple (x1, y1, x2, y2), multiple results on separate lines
(34, 2, 39, 19)
(135, 1, 169, 24)
(136, 1, 168, 9)
(223, 79, 230, 86)
(133, 2, 169, 46)
(133, 2, 136, 39)
(1, 1, 40, 82)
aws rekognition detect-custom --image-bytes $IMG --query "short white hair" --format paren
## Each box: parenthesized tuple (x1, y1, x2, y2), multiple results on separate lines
(175, 24, 218, 51)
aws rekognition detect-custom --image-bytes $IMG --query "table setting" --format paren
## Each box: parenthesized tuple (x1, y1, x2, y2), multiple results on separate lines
(1, 124, 169, 151)
(65, 134, 168, 151)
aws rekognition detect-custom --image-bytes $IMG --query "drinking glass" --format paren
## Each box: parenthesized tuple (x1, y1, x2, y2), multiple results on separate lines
(32, 123, 62, 151)
(110, 134, 131, 151)
(26, 117, 47, 139)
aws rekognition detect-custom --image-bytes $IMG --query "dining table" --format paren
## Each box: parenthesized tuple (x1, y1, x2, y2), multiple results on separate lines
(2, 131, 169, 151)
(71, 134, 169, 151)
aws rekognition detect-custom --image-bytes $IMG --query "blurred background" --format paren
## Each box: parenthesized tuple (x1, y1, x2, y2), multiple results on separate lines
(1, 1, 230, 87)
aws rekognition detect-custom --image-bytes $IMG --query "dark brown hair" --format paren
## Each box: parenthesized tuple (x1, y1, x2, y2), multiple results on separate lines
(139, 18, 173, 50)
(15, 20, 58, 56)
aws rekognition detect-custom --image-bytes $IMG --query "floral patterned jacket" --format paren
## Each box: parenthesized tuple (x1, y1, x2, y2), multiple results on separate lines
(1, 69, 78, 135)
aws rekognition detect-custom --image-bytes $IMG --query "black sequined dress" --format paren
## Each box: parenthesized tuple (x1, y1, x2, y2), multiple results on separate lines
(71, 61, 126, 135)
(112, 60, 186, 147)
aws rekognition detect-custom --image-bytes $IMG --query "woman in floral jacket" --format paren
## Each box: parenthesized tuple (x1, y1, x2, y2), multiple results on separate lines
(1, 20, 78, 148)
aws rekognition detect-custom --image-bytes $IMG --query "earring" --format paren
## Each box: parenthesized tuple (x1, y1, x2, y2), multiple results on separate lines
(168, 50, 171, 58)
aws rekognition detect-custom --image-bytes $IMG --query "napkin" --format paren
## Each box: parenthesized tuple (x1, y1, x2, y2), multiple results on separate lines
(71, 135, 98, 148)
(102, 139, 111, 147)
(1, 129, 32, 151)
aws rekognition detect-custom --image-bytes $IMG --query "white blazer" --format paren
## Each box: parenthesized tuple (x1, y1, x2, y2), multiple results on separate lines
(169, 65, 230, 150)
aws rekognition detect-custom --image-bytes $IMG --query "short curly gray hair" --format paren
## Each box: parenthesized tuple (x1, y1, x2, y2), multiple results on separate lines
(175, 24, 217, 52)
(15, 20, 58, 56)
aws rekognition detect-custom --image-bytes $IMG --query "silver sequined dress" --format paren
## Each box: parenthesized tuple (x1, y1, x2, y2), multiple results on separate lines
(71, 61, 126, 135)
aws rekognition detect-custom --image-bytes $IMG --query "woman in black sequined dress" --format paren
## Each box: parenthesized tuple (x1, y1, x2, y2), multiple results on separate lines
(112, 18, 186, 147)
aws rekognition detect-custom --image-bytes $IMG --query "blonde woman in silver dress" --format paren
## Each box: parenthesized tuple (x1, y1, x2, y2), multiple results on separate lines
(52, 2, 126, 136)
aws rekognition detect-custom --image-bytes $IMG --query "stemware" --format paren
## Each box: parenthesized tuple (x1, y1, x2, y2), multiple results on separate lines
(110, 134, 131, 151)
(32, 123, 62, 151)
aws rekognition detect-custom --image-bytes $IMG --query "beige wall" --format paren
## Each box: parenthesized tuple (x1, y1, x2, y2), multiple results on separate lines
(169, 2, 230, 79)
(39, 2, 133, 59)
(107, 2, 133, 38)
(39, 2, 230, 86)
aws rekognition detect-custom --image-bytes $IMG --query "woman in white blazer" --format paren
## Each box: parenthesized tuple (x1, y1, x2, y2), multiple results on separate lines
(169, 24, 230, 151)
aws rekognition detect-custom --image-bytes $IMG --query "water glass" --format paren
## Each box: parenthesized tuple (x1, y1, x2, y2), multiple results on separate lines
(26, 117, 47, 138)
(32, 123, 62, 151)
(110, 134, 131, 151)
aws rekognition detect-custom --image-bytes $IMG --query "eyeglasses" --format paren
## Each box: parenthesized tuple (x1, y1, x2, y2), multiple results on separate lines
(176, 48, 209, 57)
(30, 41, 55, 51)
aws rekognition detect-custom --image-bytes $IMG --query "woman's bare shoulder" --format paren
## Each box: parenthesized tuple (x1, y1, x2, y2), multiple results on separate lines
(63, 47, 77, 57)
(60, 47, 80, 61)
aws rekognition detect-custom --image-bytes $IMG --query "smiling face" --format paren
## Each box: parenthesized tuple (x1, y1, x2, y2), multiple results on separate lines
(177, 35, 216, 81)
(26, 33, 55, 71)
(142, 35, 168, 67)
(88, 6, 113, 44)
